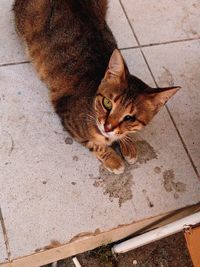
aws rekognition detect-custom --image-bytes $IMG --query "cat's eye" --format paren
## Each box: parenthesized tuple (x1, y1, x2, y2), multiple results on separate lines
(102, 97, 112, 110)
(123, 115, 136, 122)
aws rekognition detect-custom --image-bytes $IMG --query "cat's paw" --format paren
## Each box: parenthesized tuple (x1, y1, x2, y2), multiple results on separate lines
(104, 156, 125, 174)
(119, 137, 137, 165)
(124, 155, 137, 165)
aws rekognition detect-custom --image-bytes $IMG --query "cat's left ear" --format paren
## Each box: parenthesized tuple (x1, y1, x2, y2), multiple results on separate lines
(137, 86, 181, 113)
(104, 49, 126, 82)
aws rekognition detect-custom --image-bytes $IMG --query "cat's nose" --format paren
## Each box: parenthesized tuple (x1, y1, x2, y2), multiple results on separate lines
(104, 123, 112, 132)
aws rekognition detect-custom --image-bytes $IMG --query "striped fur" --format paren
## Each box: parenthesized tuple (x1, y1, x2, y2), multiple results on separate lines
(13, 0, 179, 174)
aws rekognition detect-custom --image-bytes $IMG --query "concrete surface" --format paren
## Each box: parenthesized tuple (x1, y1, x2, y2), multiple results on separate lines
(143, 40, 200, 173)
(0, 227, 7, 263)
(0, 0, 26, 65)
(107, 0, 137, 48)
(0, 0, 200, 265)
(121, 0, 200, 44)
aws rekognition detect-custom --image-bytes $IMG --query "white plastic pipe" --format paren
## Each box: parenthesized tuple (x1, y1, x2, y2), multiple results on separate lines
(113, 211, 200, 254)
(72, 257, 82, 267)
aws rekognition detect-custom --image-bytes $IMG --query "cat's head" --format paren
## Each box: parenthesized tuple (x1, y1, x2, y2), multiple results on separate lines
(94, 49, 180, 141)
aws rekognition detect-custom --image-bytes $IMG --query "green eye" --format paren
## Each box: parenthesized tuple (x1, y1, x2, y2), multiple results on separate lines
(102, 97, 112, 110)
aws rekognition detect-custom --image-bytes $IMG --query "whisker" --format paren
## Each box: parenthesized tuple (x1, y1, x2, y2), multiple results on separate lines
(80, 114, 96, 121)
(121, 135, 135, 144)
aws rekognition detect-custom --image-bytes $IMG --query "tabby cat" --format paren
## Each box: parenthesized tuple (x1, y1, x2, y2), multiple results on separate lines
(13, 0, 179, 174)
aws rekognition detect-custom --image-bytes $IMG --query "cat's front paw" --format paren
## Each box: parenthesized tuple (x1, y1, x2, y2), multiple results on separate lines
(119, 136, 137, 165)
(103, 155, 125, 174)
(124, 155, 137, 165)
(89, 143, 125, 174)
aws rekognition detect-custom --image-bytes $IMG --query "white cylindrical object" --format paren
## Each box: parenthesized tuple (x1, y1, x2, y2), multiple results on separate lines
(72, 257, 82, 267)
(113, 211, 200, 254)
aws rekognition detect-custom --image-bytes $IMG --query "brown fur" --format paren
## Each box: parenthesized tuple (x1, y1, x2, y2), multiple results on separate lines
(13, 0, 180, 174)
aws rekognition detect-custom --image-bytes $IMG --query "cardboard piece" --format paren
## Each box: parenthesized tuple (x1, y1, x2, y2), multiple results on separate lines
(184, 225, 200, 267)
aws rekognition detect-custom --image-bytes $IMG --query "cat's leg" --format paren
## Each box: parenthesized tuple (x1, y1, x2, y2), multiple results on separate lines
(86, 142, 125, 174)
(119, 135, 137, 165)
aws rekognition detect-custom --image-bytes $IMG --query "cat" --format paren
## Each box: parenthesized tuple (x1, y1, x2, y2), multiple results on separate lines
(13, 0, 180, 174)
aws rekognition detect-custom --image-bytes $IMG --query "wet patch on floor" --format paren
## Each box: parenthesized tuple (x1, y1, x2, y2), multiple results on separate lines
(154, 166, 162, 174)
(136, 140, 158, 164)
(163, 169, 186, 198)
(93, 139, 158, 206)
(0, 130, 15, 157)
(158, 67, 174, 86)
(73, 156, 79, 161)
(65, 137, 73, 145)
(93, 163, 135, 207)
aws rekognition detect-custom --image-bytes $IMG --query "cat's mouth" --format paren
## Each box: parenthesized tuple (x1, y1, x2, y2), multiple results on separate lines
(97, 123, 110, 137)
(97, 123, 119, 141)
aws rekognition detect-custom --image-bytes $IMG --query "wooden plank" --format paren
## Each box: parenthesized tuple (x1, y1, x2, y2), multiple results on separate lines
(0, 203, 200, 267)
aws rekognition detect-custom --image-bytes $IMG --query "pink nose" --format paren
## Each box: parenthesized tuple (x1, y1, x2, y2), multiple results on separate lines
(104, 124, 112, 132)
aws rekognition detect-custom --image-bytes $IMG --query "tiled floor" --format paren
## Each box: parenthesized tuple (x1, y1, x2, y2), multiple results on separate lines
(121, 0, 200, 45)
(143, 41, 200, 173)
(0, 0, 200, 266)
(0, 226, 8, 263)
(0, 0, 26, 65)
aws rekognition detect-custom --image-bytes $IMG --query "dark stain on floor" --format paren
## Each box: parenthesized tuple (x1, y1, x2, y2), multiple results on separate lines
(154, 166, 162, 174)
(142, 189, 154, 208)
(93, 140, 158, 206)
(73, 156, 79, 161)
(158, 67, 174, 87)
(65, 137, 73, 145)
(136, 140, 158, 164)
(163, 169, 186, 198)
(93, 163, 135, 207)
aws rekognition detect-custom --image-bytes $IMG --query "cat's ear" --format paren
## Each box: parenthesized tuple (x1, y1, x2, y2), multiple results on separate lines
(104, 49, 125, 82)
(137, 86, 180, 114)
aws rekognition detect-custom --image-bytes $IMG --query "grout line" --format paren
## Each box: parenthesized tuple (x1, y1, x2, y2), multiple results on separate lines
(118, 0, 160, 85)
(119, 0, 200, 179)
(120, 36, 200, 51)
(0, 206, 11, 262)
(0, 60, 30, 68)
(118, 0, 145, 45)
(165, 105, 200, 179)
(120, 46, 139, 50)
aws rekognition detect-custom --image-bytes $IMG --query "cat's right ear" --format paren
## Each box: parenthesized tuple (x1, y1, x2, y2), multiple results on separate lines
(137, 86, 181, 115)
(104, 49, 125, 82)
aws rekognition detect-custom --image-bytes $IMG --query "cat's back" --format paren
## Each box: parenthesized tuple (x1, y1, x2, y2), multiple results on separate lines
(14, 0, 107, 40)
(13, 0, 116, 103)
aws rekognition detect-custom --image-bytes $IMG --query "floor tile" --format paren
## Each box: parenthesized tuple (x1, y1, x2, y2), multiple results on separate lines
(0, 63, 136, 259)
(0, 226, 8, 263)
(143, 40, 200, 174)
(106, 0, 137, 48)
(121, 0, 200, 45)
(0, 50, 200, 260)
(123, 48, 200, 220)
(0, 0, 137, 66)
(0, 0, 26, 65)
(121, 49, 154, 87)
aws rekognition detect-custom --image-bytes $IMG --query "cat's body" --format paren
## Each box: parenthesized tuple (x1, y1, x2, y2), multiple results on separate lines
(13, 0, 179, 174)
(14, 0, 115, 101)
